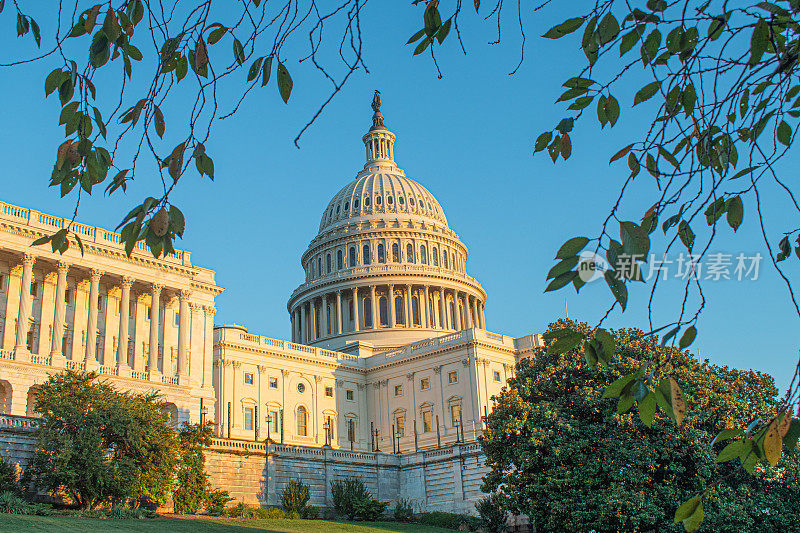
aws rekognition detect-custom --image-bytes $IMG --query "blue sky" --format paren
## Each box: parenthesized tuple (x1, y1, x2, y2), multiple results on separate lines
(0, 3, 797, 391)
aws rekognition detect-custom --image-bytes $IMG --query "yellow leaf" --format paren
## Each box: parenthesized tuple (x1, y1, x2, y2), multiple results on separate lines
(764, 418, 782, 466)
(669, 377, 685, 426)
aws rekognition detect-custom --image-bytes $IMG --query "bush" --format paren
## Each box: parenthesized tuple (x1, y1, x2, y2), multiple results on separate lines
(0, 457, 20, 495)
(331, 477, 371, 520)
(476, 493, 508, 533)
(223, 503, 288, 519)
(205, 489, 233, 516)
(301, 505, 321, 519)
(173, 423, 213, 515)
(419, 511, 480, 531)
(354, 496, 388, 521)
(59, 506, 158, 519)
(280, 479, 310, 515)
(0, 491, 52, 516)
(393, 497, 415, 522)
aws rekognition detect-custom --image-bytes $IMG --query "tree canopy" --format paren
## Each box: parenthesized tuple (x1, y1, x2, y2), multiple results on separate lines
(482, 320, 800, 532)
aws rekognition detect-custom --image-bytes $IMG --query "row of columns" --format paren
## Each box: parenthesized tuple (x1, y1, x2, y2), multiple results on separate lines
(290, 284, 486, 343)
(7, 252, 197, 382)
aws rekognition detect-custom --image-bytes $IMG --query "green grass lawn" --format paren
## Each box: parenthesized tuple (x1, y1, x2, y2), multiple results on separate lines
(0, 515, 456, 533)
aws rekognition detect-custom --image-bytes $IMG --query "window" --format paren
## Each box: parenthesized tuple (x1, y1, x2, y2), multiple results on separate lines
(379, 296, 388, 326)
(297, 383, 306, 393)
(420, 378, 430, 390)
(325, 386, 334, 397)
(412, 296, 420, 326)
(344, 201, 349, 211)
(346, 389, 354, 401)
(363, 297, 373, 328)
(269, 377, 278, 388)
(244, 407, 254, 431)
(406, 243, 414, 263)
(145, 306, 151, 321)
(0, 274, 4, 290)
(347, 419, 356, 442)
(296, 406, 308, 436)
(387, 196, 394, 205)
(422, 410, 432, 433)
(394, 384, 403, 396)
(395, 415, 405, 436)
(354, 198, 360, 209)
(317, 258, 322, 277)
(395, 295, 405, 325)
(64, 288, 71, 304)
(336, 205, 340, 215)
(244, 372, 254, 385)
(30, 282, 37, 297)
(327, 254, 332, 273)
(269, 411, 279, 433)
(420, 246, 427, 264)
(375, 196, 382, 205)
(377, 243, 385, 263)
(398, 196, 405, 205)
(349, 247, 356, 267)
(493, 370, 501, 382)
(448, 371, 458, 384)
(337, 250, 343, 270)
(363, 244, 371, 265)
(450, 403, 462, 428)
(443, 253, 449, 269)
(392, 243, 399, 262)
(432, 247, 439, 266)
(174, 312, 179, 326)
(364, 196, 370, 207)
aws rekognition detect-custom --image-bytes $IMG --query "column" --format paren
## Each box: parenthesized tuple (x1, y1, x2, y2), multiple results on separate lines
(148, 284, 162, 376)
(291, 309, 297, 342)
(177, 289, 190, 383)
(480, 302, 486, 329)
(405, 285, 413, 327)
(14, 252, 35, 357)
(84, 268, 103, 367)
(454, 290, 463, 330)
(423, 286, 430, 328)
(463, 293, 472, 329)
(311, 300, 318, 340)
(117, 276, 133, 371)
(203, 306, 216, 388)
(369, 285, 377, 329)
(352, 288, 360, 332)
(322, 294, 329, 338)
(70, 280, 90, 362)
(50, 261, 69, 361)
(336, 291, 342, 334)
(388, 284, 395, 327)
(438, 287, 446, 330)
(471, 296, 479, 330)
(2, 265, 21, 350)
(37, 272, 56, 356)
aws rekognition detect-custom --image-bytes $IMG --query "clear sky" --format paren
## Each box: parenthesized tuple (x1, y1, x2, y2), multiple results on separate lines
(0, 3, 797, 391)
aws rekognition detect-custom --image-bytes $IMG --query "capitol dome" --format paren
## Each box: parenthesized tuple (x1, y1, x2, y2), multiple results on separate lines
(287, 93, 487, 353)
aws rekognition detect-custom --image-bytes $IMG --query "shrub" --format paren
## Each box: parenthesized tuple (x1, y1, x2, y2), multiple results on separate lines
(173, 423, 213, 515)
(59, 507, 157, 519)
(393, 497, 415, 522)
(280, 479, 310, 515)
(0, 457, 20, 494)
(205, 489, 233, 516)
(330, 477, 371, 520)
(0, 491, 52, 516)
(354, 496, 388, 521)
(301, 505, 321, 519)
(223, 503, 286, 519)
(476, 493, 508, 533)
(419, 511, 480, 531)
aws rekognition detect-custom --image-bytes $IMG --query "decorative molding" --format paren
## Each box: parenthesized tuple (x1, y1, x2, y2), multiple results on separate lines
(179, 289, 192, 300)
(314, 375, 323, 383)
(21, 252, 35, 267)
(356, 383, 365, 390)
(406, 373, 414, 381)
(433, 366, 442, 374)
(462, 358, 470, 366)
(257, 365, 267, 374)
(121, 275, 134, 289)
(336, 379, 344, 387)
(281, 369, 290, 377)
(89, 268, 105, 280)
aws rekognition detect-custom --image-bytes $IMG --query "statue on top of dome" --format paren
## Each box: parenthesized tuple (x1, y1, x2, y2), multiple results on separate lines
(369, 90, 386, 131)
(371, 90, 381, 113)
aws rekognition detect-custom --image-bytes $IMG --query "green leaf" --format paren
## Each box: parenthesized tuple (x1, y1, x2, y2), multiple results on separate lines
(716, 440, 744, 462)
(597, 13, 620, 45)
(261, 56, 273, 87)
(407, 29, 426, 44)
(603, 373, 636, 398)
(547, 330, 583, 354)
(233, 38, 245, 65)
(543, 17, 584, 39)
(556, 237, 589, 259)
(153, 105, 165, 138)
(620, 221, 650, 257)
(277, 61, 293, 103)
(783, 419, 800, 450)
(45, 69, 64, 96)
(777, 120, 792, 146)
(617, 394, 635, 414)
(678, 326, 697, 350)
(31, 234, 53, 246)
(435, 19, 451, 44)
(604, 270, 628, 311)
(678, 221, 694, 251)
(547, 256, 579, 280)
(638, 392, 656, 426)
(414, 36, 432, 55)
(534, 132, 552, 153)
(248, 56, 264, 82)
(169, 205, 185, 237)
(674, 497, 702, 525)
(594, 329, 615, 363)
(545, 271, 577, 292)
(726, 196, 743, 231)
(604, 95, 620, 126)
(634, 81, 661, 106)
(609, 144, 634, 163)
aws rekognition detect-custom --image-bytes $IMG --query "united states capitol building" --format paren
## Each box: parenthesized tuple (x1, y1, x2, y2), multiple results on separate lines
(0, 96, 541, 515)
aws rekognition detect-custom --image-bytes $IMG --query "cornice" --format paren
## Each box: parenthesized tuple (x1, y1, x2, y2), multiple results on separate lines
(215, 341, 366, 374)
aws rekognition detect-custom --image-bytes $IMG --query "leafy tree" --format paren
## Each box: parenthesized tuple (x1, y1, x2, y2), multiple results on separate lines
(173, 422, 213, 514)
(29, 371, 178, 510)
(280, 479, 310, 516)
(482, 320, 800, 532)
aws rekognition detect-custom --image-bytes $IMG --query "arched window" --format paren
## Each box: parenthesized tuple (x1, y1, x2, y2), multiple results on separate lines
(344, 201, 349, 211)
(432, 248, 439, 266)
(354, 198, 360, 209)
(326, 254, 332, 273)
(443, 253, 449, 269)
(379, 296, 388, 326)
(395, 294, 405, 325)
(377, 243, 386, 263)
(311, 262, 316, 277)
(451, 253, 456, 269)
(364, 196, 371, 207)
(412, 296, 420, 326)
(376, 196, 382, 206)
(406, 243, 414, 263)
(399, 196, 405, 205)
(392, 243, 399, 263)
(297, 406, 308, 436)
(336, 205, 340, 215)
(420, 246, 427, 264)
(337, 250, 343, 270)
(410, 197, 415, 206)
(363, 244, 371, 265)
(364, 297, 373, 328)
(387, 196, 394, 205)
(317, 258, 322, 277)
(450, 301, 456, 328)
(349, 246, 357, 267)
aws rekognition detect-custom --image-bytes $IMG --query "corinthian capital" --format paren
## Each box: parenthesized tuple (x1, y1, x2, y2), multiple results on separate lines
(179, 289, 192, 300)
(21, 252, 36, 267)
(121, 275, 134, 288)
(89, 268, 105, 281)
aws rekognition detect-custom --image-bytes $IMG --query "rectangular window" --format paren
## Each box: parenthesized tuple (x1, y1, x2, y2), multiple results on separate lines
(493, 370, 501, 382)
(448, 371, 458, 384)
(0, 274, 4, 291)
(422, 410, 432, 433)
(174, 312, 179, 327)
(243, 407, 254, 430)
(64, 288, 71, 304)
(269, 377, 278, 388)
(450, 404, 462, 428)
(145, 306, 151, 321)
(30, 281, 37, 297)
(420, 378, 430, 390)
(244, 372, 254, 385)
(346, 389, 354, 401)
(396, 415, 405, 437)
(269, 411, 279, 433)
(325, 386, 334, 397)
(394, 384, 403, 396)
(347, 419, 356, 442)
(98, 295, 103, 312)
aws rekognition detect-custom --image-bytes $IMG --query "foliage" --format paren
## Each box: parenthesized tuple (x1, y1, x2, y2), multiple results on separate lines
(204, 489, 233, 517)
(28, 371, 179, 510)
(482, 321, 800, 532)
(475, 493, 507, 533)
(280, 479, 310, 516)
(59, 506, 159, 519)
(0, 491, 52, 515)
(417, 511, 480, 531)
(224, 502, 288, 519)
(301, 505, 321, 519)
(0, 455, 21, 495)
(173, 422, 212, 515)
(393, 497, 415, 522)
(353, 496, 388, 522)
(330, 477, 386, 521)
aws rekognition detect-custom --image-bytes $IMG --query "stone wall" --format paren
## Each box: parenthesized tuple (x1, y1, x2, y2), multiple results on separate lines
(0, 414, 37, 470)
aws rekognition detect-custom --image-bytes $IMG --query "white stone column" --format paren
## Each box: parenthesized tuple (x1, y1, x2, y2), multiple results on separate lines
(369, 285, 377, 329)
(14, 253, 35, 357)
(423, 286, 430, 328)
(454, 290, 463, 330)
(405, 285, 413, 327)
(203, 306, 216, 388)
(85, 268, 103, 367)
(70, 280, 90, 362)
(291, 309, 297, 342)
(177, 289, 190, 383)
(388, 284, 395, 327)
(480, 302, 486, 329)
(336, 291, 342, 334)
(311, 300, 318, 341)
(471, 296, 479, 330)
(38, 272, 56, 356)
(117, 276, 133, 371)
(148, 284, 162, 377)
(462, 293, 471, 329)
(49, 261, 69, 362)
(352, 288, 360, 332)
(2, 265, 21, 350)
(322, 294, 329, 338)
(439, 287, 446, 330)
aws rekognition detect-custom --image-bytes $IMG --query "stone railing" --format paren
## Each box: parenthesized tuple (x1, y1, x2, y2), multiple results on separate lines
(0, 199, 191, 266)
(0, 414, 39, 432)
(209, 438, 267, 453)
(215, 330, 364, 367)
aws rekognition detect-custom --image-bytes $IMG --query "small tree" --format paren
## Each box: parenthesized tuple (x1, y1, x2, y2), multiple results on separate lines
(476, 493, 507, 533)
(173, 422, 212, 514)
(280, 479, 310, 516)
(29, 371, 178, 509)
